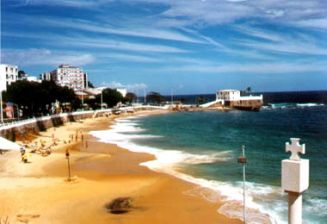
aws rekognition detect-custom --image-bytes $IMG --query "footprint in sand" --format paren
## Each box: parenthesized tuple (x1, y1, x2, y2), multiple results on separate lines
(16, 214, 40, 223)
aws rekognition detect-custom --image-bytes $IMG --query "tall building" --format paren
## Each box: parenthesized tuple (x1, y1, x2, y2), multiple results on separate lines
(0, 64, 19, 91)
(41, 64, 88, 90)
(40, 72, 52, 81)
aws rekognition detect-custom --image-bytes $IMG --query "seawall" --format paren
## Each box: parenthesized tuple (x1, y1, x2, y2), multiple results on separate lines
(0, 110, 111, 141)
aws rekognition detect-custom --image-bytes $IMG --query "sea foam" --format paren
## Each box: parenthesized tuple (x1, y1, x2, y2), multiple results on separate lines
(267, 102, 325, 110)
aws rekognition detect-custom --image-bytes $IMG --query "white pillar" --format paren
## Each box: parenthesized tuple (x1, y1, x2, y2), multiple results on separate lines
(288, 192, 302, 224)
(281, 138, 309, 224)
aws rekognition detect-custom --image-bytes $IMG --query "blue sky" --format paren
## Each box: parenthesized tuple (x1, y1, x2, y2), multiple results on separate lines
(1, 0, 327, 94)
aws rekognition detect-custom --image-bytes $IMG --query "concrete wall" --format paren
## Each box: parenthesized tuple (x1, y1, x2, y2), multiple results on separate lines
(0, 110, 110, 141)
(228, 100, 263, 110)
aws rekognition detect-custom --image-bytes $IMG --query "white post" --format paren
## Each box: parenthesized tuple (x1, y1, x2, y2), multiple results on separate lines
(288, 192, 302, 224)
(281, 138, 309, 224)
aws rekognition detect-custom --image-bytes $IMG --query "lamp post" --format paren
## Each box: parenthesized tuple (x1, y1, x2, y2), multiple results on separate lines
(238, 145, 247, 224)
(81, 90, 84, 111)
(281, 138, 309, 224)
(100, 90, 103, 109)
(143, 88, 147, 104)
(0, 91, 3, 123)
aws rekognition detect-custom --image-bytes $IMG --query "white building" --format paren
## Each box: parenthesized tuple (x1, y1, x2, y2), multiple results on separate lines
(40, 72, 52, 81)
(0, 64, 19, 91)
(25, 76, 41, 83)
(41, 64, 88, 90)
(216, 89, 263, 111)
(216, 89, 263, 102)
(217, 89, 241, 101)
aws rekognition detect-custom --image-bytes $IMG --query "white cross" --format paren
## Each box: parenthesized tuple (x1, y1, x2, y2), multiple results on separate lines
(285, 138, 305, 161)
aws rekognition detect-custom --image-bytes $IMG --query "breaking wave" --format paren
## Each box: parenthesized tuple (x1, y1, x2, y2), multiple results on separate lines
(266, 103, 325, 110)
(90, 115, 326, 224)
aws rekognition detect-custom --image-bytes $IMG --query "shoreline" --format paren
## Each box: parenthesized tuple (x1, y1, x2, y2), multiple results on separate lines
(92, 111, 272, 224)
(0, 110, 243, 223)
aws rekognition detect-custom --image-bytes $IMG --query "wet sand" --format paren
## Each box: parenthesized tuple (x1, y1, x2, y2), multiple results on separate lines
(0, 111, 242, 224)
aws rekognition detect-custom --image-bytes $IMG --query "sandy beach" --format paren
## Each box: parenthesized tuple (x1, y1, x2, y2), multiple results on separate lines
(0, 111, 242, 224)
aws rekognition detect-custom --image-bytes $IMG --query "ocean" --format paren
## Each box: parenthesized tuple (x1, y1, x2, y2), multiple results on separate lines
(91, 91, 327, 224)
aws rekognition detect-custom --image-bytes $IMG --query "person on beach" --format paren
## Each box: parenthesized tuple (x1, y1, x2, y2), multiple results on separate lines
(20, 147, 26, 156)
(20, 147, 28, 163)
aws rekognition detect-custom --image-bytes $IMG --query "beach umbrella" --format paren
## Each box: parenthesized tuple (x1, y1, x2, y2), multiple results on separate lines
(0, 136, 21, 151)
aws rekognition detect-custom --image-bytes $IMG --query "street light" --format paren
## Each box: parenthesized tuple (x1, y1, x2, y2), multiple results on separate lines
(238, 145, 247, 224)
(100, 90, 103, 109)
(0, 91, 3, 123)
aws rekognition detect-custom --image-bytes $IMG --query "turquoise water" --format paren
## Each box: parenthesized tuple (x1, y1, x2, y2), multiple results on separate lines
(91, 104, 327, 223)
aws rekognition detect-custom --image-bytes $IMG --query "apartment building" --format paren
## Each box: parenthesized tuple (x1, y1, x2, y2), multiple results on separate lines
(0, 64, 19, 91)
(41, 64, 88, 90)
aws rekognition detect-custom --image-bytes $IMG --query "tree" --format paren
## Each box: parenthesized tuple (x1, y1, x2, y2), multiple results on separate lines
(18, 70, 26, 79)
(195, 96, 205, 106)
(88, 81, 95, 88)
(124, 92, 137, 104)
(3, 80, 79, 117)
(245, 86, 252, 93)
(146, 92, 165, 105)
(102, 88, 124, 108)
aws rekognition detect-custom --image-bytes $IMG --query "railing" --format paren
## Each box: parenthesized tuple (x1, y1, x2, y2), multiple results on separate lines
(0, 109, 111, 131)
(0, 106, 168, 131)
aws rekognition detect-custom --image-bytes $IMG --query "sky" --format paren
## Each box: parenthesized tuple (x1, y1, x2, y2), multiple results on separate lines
(1, 0, 327, 95)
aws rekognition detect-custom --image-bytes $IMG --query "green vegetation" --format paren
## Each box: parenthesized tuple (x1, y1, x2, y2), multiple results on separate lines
(195, 96, 205, 106)
(87, 81, 95, 88)
(101, 88, 124, 107)
(124, 92, 137, 104)
(3, 80, 79, 118)
(146, 92, 165, 105)
(1, 80, 156, 119)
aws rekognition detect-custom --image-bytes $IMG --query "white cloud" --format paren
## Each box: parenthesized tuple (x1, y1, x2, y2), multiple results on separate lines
(8, 0, 102, 8)
(8, 0, 327, 30)
(100, 53, 160, 63)
(3, 31, 187, 53)
(233, 25, 283, 42)
(60, 36, 187, 53)
(232, 25, 327, 56)
(294, 18, 327, 29)
(160, 61, 327, 74)
(237, 36, 327, 56)
(9, 14, 205, 44)
(1, 48, 95, 66)
(133, 0, 327, 28)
